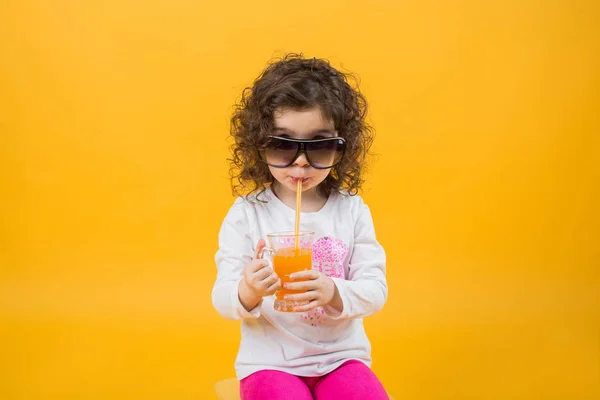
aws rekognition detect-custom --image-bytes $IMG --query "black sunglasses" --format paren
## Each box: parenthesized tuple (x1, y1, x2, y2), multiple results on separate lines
(259, 136, 346, 169)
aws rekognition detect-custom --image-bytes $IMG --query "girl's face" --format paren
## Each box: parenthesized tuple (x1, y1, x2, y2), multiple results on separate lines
(268, 107, 336, 197)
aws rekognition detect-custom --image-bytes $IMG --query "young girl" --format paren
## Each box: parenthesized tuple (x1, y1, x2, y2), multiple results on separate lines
(212, 54, 388, 400)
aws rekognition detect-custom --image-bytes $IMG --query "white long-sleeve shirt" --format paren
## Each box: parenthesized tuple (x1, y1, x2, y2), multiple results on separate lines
(212, 186, 387, 380)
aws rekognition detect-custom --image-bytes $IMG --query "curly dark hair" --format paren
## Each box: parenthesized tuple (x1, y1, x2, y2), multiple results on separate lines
(228, 53, 374, 200)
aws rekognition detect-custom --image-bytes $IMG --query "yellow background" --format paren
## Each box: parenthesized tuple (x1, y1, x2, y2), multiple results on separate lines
(1, 0, 599, 398)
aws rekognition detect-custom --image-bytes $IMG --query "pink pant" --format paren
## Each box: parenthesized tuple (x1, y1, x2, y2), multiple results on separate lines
(240, 360, 389, 400)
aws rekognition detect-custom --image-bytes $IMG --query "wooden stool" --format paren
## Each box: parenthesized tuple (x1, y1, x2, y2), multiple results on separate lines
(214, 378, 241, 400)
(215, 377, 395, 399)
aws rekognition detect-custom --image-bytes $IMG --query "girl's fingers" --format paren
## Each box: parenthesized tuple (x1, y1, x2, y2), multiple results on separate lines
(259, 272, 278, 287)
(265, 279, 281, 295)
(253, 239, 266, 259)
(284, 280, 317, 291)
(284, 291, 317, 302)
(252, 264, 273, 281)
(247, 259, 270, 274)
(292, 300, 319, 313)
(289, 270, 319, 281)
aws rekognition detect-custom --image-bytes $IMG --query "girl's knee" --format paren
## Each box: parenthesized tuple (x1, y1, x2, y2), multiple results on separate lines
(240, 370, 312, 400)
(314, 361, 389, 400)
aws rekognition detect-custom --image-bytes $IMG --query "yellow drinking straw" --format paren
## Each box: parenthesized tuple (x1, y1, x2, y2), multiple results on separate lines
(294, 179, 302, 251)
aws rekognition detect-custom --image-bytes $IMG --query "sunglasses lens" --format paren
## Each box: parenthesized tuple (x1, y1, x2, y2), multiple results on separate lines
(260, 136, 346, 168)
(262, 137, 298, 167)
(306, 138, 345, 168)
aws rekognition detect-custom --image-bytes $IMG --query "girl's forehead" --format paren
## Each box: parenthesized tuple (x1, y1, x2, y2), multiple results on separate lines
(272, 107, 335, 138)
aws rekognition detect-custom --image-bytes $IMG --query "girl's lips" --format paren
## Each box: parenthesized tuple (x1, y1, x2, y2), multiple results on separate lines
(290, 177, 308, 184)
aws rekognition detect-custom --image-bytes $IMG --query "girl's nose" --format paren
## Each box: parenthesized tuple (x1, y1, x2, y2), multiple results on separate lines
(292, 151, 310, 167)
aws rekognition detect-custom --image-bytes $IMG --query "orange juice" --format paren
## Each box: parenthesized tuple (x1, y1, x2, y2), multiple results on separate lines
(273, 247, 312, 311)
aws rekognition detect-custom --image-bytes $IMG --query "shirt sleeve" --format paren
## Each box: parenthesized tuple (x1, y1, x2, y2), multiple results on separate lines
(323, 199, 388, 319)
(212, 199, 263, 320)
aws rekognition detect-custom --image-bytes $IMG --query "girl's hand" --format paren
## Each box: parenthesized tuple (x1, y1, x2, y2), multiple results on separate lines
(283, 270, 340, 312)
(238, 239, 281, 311)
